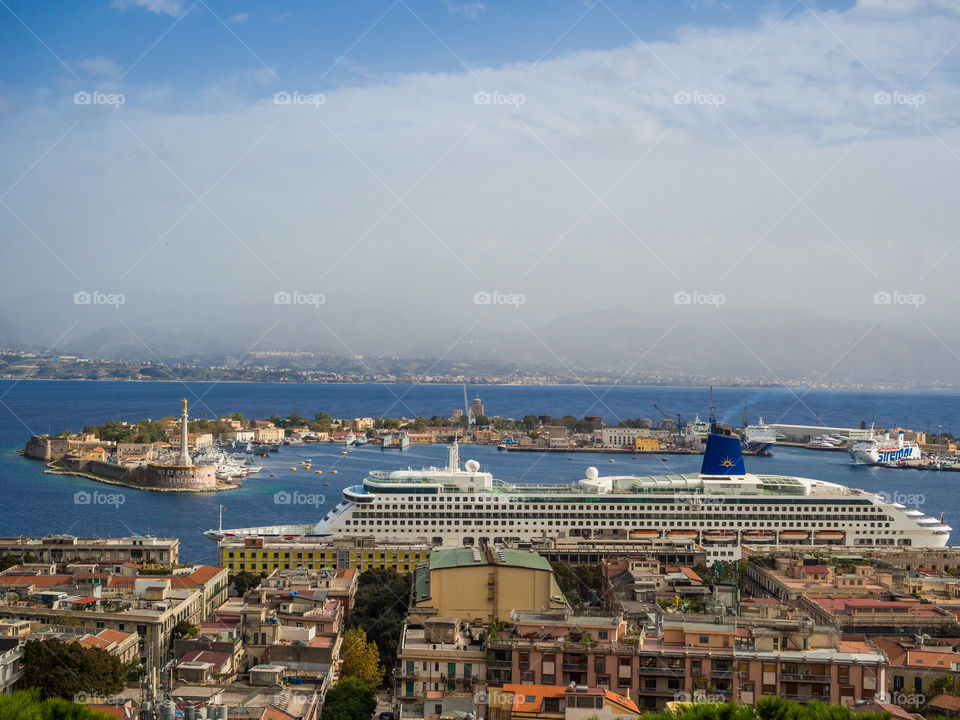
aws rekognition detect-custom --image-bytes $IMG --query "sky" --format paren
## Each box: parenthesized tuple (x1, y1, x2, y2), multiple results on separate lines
(2, 0, 960, 379)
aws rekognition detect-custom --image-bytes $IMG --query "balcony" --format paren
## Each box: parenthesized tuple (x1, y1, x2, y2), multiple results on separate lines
(781, 673, 831, 682)
(711, 669, 735, 677)
(639, 665, 686, 675)
(562, 661, 589, 671)
(782, 693, 831, 703)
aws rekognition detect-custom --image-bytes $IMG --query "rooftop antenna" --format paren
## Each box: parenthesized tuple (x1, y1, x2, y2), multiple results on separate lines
(742, 404, 748, 430)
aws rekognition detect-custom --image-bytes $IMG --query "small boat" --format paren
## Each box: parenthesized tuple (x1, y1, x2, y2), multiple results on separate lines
(289, 467, 297, 471)
(331, 470, 338, 474)
(315, 470, 322, 474)
(341, 451, 348, 455)
(661, 457, 669, 462)
(816, 530, 844, 538)
(629, 529, 660, 539)
(780, 530, 809, 539)
(668, 529, 697, 538)
(323, 482, 330, 486)
(743, 530, 774, 542)
(608, 459, 615, 463)
(268, 474, 274, 477)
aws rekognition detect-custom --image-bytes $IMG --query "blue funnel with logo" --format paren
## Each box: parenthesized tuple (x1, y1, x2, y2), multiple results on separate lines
(700, 433, 746, 475)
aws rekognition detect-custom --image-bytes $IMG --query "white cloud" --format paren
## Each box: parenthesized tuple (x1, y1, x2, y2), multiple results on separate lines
(226, 12, 248, 24)
(4, 1, 960, 350)
(75, 56, 123, 77)
(270, 12, 294, 24)
(447, 2, 486, 19)
(110, 0, 184, 16)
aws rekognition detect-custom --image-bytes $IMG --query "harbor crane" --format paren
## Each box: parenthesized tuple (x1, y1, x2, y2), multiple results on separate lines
(654, 404, 687, 444)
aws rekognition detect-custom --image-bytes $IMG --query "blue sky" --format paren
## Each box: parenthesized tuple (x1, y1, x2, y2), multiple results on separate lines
(1, 0, 857, 96)
(2, 0, 960, 381)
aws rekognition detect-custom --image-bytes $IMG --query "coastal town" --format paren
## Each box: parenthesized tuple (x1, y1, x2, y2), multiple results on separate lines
(7, 532, 960, 720)
(20, 393, 960, 493)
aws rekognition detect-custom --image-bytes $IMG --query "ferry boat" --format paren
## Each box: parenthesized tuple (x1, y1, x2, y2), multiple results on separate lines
(742, 418, 776, 456)
(850, 430, 922, 466)
(205, 432, 951, 561)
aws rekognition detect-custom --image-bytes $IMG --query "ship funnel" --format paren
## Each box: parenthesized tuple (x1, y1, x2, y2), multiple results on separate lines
(898, 429, 904, 449)
(700, 433, 746, 476)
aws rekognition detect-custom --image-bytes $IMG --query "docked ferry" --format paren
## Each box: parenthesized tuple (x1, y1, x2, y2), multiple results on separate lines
(205, 433, 950, 561)
(849, 430, 922, 466)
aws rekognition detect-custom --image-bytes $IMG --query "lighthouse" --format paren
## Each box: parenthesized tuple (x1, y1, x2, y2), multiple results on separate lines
(178, 398, 192, 466)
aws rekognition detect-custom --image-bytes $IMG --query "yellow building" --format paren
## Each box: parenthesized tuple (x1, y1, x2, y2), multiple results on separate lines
(633, 436, 661, 452)
(414, 547, 567, 624)
(218, 536, 431, 575)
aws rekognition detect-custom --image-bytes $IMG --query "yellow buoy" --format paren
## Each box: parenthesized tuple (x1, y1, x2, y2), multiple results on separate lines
(331, 470, 338, 474)
(289, 467, 297, 471)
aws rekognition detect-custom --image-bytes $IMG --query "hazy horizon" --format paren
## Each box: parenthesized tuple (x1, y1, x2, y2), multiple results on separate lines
(3, 0, 960, 384)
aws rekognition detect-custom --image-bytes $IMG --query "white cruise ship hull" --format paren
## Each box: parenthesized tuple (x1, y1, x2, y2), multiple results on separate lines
(207, 436, 950, 561)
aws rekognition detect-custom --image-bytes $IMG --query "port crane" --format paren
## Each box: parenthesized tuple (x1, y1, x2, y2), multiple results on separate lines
(653, 404, 686, 444)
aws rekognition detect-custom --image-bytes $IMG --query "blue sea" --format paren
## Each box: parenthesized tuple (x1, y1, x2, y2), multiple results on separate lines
(1, 380, 959, 564)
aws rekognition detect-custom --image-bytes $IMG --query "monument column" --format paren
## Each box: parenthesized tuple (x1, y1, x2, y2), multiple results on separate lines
(178, 398, 192, 466)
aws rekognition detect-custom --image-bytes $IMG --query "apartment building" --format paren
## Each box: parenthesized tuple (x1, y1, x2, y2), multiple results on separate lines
(0, 535, 179, 566)
(396, 617, 486, 718)
(483, 611, 886, 710)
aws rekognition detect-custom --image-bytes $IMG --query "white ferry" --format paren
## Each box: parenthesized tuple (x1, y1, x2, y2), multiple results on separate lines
(850, 430, 922, 466)
(206, 433, 950, 561)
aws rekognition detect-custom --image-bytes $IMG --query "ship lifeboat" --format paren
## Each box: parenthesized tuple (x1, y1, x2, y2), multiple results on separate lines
(780, 530, 809, 540)
(704, 530, 737, 543)
(743, 530, 774, 542)
(668, 530, 698, 538)
(629, 529, 660, 539)
(816, 530, 844, 539)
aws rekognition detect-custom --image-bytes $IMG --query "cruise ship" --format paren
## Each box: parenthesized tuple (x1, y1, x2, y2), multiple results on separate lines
(205, 433, 950, 561)
(849, 430, 922, 466)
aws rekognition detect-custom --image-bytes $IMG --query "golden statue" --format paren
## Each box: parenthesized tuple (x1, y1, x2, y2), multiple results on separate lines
(182, 398, 188, 415)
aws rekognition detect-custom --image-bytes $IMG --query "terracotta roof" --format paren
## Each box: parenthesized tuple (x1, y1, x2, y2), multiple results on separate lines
(0, 574, 72, 587)
(851, 700, 915, 720)
(87, 705, 130, 720)
(604, 690, 640, 714)
(261, 708, 297, 720)
(802, 565, 830, 574)
(681, 567, 702, 582)
(504, 684, 567, 712)
(72, 597, 100, 605)
(96, 629, 133, 644)
(79, 636, 112, 650)
(929, 694, 960, 712)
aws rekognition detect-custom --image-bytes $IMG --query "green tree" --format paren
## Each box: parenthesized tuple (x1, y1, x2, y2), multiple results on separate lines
(319, 677, 375, 720)
(0, 555, 20, 571)
(22, 638, 124, 700)
(338, 627, 384, 688)
(348, 569, 410, 682)
(0, 689, 116, 720)
(170, 620, 196, 640)
(231, 570, 261, 597)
